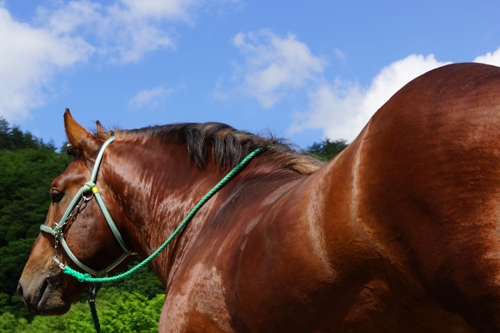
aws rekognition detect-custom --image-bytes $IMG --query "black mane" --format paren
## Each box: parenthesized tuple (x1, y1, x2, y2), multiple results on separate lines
(114, 122, 323, 174)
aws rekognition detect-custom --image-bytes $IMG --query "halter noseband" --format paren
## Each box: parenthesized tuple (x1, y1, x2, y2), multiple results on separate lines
(40, 135, 135, 277)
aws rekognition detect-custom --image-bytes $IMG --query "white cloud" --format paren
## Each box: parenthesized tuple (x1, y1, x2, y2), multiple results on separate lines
(289, 78, 365, 141)
(0, 0, 220, 122)
(38, 1, 102, 35)
(474, 47, 500, 67)
(227, 30, 500, 143)
(0, 6, 93, 122)
(227, 31, 453, 143)
(361, 54, 449, 122)
(290, 54, 449, 141)
(334, 48, 346, 61)
(232, 30, 326, 108)
(40, 0, 203, 63)
(212, 77, 230, 100)
(119, 0, 201, 21)
(128, 86, 175, 109)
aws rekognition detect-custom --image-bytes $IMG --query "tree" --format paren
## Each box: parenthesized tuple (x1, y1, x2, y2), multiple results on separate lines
(0, 117, 56, 151)
(0, 118, 9, 149)
(106, 258, 164, 299)
(0, 119, 72, 319)
(305, 138, 348, 161)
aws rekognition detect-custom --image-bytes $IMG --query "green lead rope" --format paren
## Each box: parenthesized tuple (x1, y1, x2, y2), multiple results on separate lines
(89, 301, 100, 333)
(88, 286, 101, 333)
(63, 147, 265, 283)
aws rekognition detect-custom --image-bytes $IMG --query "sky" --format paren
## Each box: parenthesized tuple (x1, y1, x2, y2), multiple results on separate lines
(1, 0, 500, 150)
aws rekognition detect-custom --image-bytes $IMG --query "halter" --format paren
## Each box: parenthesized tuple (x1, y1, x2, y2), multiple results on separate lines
(40, 135, 136, 277)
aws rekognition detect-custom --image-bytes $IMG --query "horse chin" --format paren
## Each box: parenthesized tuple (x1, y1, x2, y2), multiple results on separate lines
(37, 288, 71, 316)
(21, 277, 72, 316)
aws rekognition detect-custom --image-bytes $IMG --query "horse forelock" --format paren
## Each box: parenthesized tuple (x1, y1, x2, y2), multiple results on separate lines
(97, 122, 323, 175)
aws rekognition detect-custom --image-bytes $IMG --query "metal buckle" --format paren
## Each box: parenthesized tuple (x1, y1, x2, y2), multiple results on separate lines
(82, 191, 94, 202)
(88, 285, 97, 303)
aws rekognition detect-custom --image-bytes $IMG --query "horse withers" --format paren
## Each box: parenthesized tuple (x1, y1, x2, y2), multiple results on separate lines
(18, 63, 500, 332)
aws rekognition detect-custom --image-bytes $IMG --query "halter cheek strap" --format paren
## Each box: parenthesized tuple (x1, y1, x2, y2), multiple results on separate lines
(40, 135, 136, 277)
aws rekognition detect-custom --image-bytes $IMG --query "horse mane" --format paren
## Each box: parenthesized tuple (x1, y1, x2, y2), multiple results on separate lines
(106, 122, 323, 175)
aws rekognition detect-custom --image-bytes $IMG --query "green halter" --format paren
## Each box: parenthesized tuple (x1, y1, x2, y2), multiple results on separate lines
(40, 135, 136, 277)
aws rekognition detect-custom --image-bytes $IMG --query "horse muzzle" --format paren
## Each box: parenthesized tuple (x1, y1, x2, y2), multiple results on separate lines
(17, 274, 70, 316)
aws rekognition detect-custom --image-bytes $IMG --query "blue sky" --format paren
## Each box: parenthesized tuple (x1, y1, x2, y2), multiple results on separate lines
(1, 0, 500, 150)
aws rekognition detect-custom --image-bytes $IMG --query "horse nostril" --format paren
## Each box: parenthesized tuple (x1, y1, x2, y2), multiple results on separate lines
(17, 282, 24, 300)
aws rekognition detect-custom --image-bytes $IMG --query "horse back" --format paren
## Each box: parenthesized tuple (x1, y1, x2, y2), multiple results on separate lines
(228, 63, 500, 332)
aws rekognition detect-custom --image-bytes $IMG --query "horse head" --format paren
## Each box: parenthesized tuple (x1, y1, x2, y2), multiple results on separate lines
(17, 109, 135, 315)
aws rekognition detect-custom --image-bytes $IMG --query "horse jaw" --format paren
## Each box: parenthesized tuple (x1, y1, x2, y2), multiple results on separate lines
(18, 275, 70, 316)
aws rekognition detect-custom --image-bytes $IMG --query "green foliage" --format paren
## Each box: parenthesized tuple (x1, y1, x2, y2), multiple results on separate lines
(0, 118, 55, 151)
(106, 258, 164, 299)
(0, 288, 165, 333)
(0, 149, 71, 246)
(0, 312, 29, 333)
(305, 138, 348, 161)
(0, 239, 37, 318)
(0, 119, 73, 318)
(0, 134, 72, 318)
(97, 288, 165, 333)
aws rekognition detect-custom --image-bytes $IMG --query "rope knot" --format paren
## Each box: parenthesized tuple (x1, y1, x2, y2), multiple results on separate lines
(83, 182, 95, 193)
(77, 272, 93, 283)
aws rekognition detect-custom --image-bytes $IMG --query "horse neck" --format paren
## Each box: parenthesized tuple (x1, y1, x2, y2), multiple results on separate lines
(103, 141, 227, 282)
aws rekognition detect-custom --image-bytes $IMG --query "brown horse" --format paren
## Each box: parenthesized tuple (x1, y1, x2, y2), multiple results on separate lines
(17, 62, 500, 332)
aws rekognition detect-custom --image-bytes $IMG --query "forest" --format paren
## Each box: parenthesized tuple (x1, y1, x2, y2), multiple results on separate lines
(0, 117, 346, 332)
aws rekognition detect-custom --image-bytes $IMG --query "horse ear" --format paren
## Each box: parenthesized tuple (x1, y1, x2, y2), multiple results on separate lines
(64, 109, 100, 157)
(96, 120, 105, 133)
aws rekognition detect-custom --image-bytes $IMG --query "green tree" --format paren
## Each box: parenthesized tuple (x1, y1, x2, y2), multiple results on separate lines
(97, 288, 165, 333)
(106, 258, 164, 299)
(0, 117, 47, 151)
(0, 118, 9, 149)
(0, 119, 71, 319)
(0, 149, 71, 299)
(305, 138, 348, 161)
(0, 311, 29, 333)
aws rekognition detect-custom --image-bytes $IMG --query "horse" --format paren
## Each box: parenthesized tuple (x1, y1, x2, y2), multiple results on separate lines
(17, 62, 500, 332)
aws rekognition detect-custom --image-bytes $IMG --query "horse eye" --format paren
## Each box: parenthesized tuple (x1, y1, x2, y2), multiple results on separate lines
(51, 190, 64, 203)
